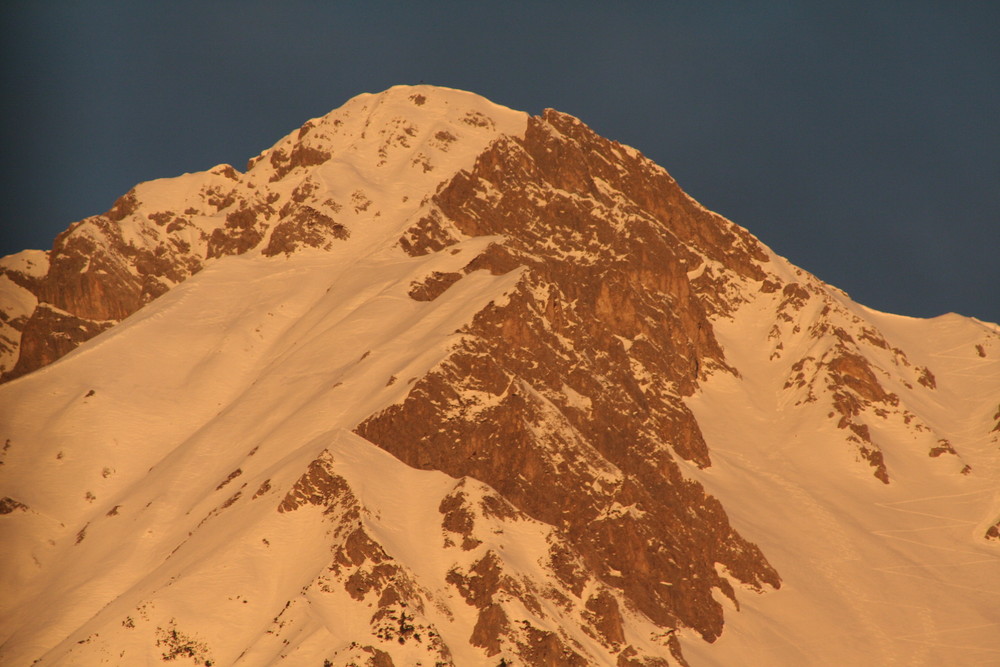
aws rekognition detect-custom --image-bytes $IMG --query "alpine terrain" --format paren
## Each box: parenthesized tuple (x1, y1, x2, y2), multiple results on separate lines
(2, 85, 998, 667)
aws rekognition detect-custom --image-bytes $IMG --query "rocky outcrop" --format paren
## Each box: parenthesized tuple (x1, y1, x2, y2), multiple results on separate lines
(265, 448, 675, 666)
(359, 109, 781, 653)
(2, 87, 521, 383)
(986, 519, 1000, 542)
(1, 191, 213, 381)
(768, 279, 971, 483)
(0, 497, 28, 514)
(0, 250, 48, 375)
(5, 304, 115, 381)
(2, 147, 340, 381)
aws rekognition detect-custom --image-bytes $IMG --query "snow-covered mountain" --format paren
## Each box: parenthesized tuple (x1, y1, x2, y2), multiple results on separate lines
(2, 85, 998, 666)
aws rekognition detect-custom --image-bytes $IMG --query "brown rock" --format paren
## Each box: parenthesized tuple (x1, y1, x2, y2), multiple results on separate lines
(470, 603, 509, 656)
(917, 366, 937, 389)
(516, 622, 589, 667)
(408, 271, 463, 302)
(360, 645, 395, 667)
(617, 645, 672, 667)
(585, 590, 626, 646)
(4, 304, 114, 382)
(206, 205, 266, 259)
(439, 487, 482, 550)
(268, 139, 332, 182)
(262, 204, 348, 256)
(928, 439, 957, 457)
(0, 497, 28, 514)
(277, 454, 356, 517)
(859, 447, 890, 484)
(986, 521, 1000, 541)
(827, 352, 894, 404)
(357, 109, 781, 651)
(40, 224, 144, 321)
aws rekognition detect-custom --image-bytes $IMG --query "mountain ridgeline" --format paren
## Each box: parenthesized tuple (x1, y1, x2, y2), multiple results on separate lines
(2, 86, 998, 666)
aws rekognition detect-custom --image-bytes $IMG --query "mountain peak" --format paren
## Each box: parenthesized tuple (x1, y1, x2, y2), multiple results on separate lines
(0, 86, 530, 380)
(245, 84, 527, 184)
(2, 86, 999, 666)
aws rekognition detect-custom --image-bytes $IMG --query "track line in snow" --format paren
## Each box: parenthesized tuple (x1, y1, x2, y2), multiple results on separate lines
(864, 568, 1000, 598)
(866, 535, 989, 559)
(889, 621, 1000, 661)
(891, 622, 1000, 642)
(873, 558, 998, 571)
(876, 488, 993, 507)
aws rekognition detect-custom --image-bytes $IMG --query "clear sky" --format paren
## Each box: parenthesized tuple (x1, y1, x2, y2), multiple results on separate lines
(2, 2, 997, 323)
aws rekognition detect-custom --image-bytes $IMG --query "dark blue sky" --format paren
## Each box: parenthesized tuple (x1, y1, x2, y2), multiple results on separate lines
(2, 2, 997, 322)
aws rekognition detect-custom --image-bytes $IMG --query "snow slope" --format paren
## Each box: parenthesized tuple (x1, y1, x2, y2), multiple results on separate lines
(681, 255, 1000, 666)
(0, 240, 522, 664)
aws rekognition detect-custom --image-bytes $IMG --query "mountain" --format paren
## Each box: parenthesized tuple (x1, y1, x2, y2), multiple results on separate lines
(2, 85, 998, 667)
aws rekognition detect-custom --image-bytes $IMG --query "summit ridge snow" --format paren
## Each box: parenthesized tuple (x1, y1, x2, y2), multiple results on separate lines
(0, 85, 526, 381)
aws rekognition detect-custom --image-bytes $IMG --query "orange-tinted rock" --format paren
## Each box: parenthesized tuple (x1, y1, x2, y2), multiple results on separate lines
(515, 622, 589, 666)
(277, 454, 356, 517)
(585, 589, 626, 646)
(357, 110, 781, 649)
(262, 204, 348, 256)
(986, 521, 1000, 541)
(3, 304, 114, 382)
(408, 271, 462, 302)
(929, 440, 957, 457)
(469, 603, 508, 656)
(827, 352, 894, 404)
(4, 190, 218, 380)
(438, 488, 482, 550)
(0, 497, 28, 514)
(362, 646, 395, 667)
(617, 645, 672, 667)
(206, 206, 266, 259)
(268, 144, 332, 182)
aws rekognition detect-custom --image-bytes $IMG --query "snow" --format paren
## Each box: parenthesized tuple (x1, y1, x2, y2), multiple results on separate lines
(0, 234, 528, 663)
(0, 275, 37, 323)
(679, 274, 1000, 667)
(0, 249, 49, 276)
(243, 84, 527, 258)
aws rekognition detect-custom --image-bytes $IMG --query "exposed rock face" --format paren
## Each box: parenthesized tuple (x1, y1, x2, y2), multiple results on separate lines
(0, 496, 29, 514)
(985, 519, 1000, 541)
(1, 87, 524, 384)
(2, 175, 222, 380)
(359, 109, 782, 646)
(0, 250, 48, 375)
(767, 274, 972, 482)
(6, 304, 115, 380)
(1, 155, 319, 380)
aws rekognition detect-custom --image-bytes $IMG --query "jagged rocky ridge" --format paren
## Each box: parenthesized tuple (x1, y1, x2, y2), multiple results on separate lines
(2, 85, 998, 666)
(359, 109, 783, 646)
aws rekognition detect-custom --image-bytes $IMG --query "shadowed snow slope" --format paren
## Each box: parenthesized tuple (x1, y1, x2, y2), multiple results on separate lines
(1, 85, 998, 666)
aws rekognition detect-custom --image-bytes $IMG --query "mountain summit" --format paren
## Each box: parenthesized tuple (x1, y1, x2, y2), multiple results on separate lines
(2, 85, 998, 666)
